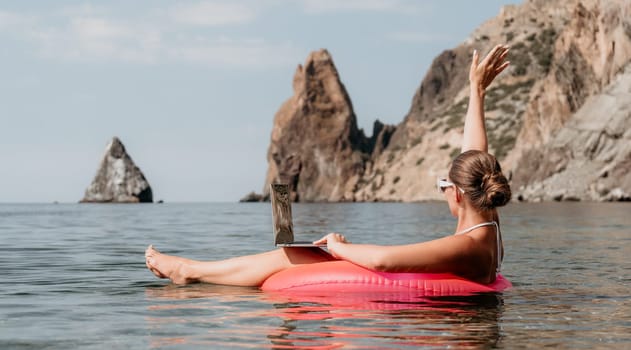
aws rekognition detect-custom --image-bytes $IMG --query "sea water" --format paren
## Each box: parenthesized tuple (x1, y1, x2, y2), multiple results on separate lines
(1, 202, 630, 349)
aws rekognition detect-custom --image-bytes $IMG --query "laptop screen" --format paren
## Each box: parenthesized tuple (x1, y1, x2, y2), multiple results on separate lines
(270, 184, 295, 245)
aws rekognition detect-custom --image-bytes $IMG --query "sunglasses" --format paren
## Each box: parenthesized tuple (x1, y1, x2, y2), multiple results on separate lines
(437, 178, 464, 193)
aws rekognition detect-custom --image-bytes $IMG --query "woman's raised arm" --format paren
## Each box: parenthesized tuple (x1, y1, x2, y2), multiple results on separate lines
(461, 45, 510, 153)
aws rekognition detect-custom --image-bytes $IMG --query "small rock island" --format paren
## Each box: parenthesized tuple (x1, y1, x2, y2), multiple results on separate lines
(81, 137, 153, 203)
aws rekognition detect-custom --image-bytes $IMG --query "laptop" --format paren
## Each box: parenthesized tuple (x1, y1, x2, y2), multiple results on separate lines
(270, 183, 323, 247)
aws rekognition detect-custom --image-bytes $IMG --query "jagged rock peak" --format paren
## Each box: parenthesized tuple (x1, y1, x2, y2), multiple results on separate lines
(292, 49, 353, 117)
(300, 48, 333, 69)
(258, 49, 395, 202)
(81, 137, 153, 203)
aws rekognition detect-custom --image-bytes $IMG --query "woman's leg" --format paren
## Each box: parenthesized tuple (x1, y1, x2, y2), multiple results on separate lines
(145, 245, 333, 286)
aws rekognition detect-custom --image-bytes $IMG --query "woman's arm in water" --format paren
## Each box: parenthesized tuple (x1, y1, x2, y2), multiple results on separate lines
(461, 44, 510, 153)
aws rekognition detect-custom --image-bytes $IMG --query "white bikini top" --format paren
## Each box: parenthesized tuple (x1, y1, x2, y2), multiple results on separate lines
(455, 221, 502, 274)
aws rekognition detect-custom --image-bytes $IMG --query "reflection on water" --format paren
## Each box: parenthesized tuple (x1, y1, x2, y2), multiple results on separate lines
(145, 284, 505, 349)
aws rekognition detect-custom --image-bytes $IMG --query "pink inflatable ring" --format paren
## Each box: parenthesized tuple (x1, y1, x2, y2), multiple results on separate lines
(261, 260, 511, 296)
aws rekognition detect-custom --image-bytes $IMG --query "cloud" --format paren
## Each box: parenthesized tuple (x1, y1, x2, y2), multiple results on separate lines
(71, 17, 132, 40)
(0, 10, 36, 32)
(2, 4, 299, 68)
(33, 17, 161, 64)
(38, 24, 298, 67)
(301, 0, 419, 14)
(56, 3, 109, 17)
(35, 19, 299, 68)
(171, 1, 256, 26)
(168, 39, 301, 67)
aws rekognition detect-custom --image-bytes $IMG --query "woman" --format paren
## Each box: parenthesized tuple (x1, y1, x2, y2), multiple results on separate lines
(145, 44, 512, 286)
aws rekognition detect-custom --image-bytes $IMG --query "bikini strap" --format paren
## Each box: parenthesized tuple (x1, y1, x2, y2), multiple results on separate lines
(493, 221, 502, 274)
(456, 221, 502, 274)
(455, 221, 496, 235)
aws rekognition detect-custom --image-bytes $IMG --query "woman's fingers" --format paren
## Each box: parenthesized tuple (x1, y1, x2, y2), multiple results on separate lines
(493, 48, 509, 68)
(313, 232, 348, 245)
(313, 237, 327, 245)
(472, 44, 510, 89)
(487, 45, 508, 69)
(490, 45, 505, 62)
(495, 61, 510, 74)
(497, 47, 509, 60)
(480, 44, 503, 66)
(313, 234, 329, 245)
(313, 232, 341, 244)
(469, 49, 480, 82)
(472, 44, 508, 83)
(332, 233, 346, 242)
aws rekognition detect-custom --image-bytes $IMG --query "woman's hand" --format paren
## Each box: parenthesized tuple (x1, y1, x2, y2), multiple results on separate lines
(313, 232, 350, 258)
(470, 44, 510, 93)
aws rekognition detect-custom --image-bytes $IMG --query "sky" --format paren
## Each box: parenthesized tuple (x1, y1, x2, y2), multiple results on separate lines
(0, 0, 518, 203)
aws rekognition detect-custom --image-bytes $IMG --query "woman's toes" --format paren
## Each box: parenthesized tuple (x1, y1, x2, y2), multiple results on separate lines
(150, 267, 166, 279)
(146, 258, 166, 279)
(145, 245, 157, 257)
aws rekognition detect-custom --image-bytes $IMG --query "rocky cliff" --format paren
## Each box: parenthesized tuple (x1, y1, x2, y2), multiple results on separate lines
(81, 137, 153, 203)
(259, 50, 395, 202)
(509, 0, 631, 201)
(514, 64, 631, 201)
(253, 0, 631, 202)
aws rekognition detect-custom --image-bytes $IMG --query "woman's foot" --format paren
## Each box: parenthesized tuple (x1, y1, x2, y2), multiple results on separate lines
(145, 245, 197, 285)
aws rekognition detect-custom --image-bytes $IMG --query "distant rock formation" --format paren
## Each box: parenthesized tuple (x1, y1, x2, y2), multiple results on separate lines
(81, 137, 153, 203)
(258, 49, 395, 202)
(249, 0, 631, 202)
(239, 191, 267, 203)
